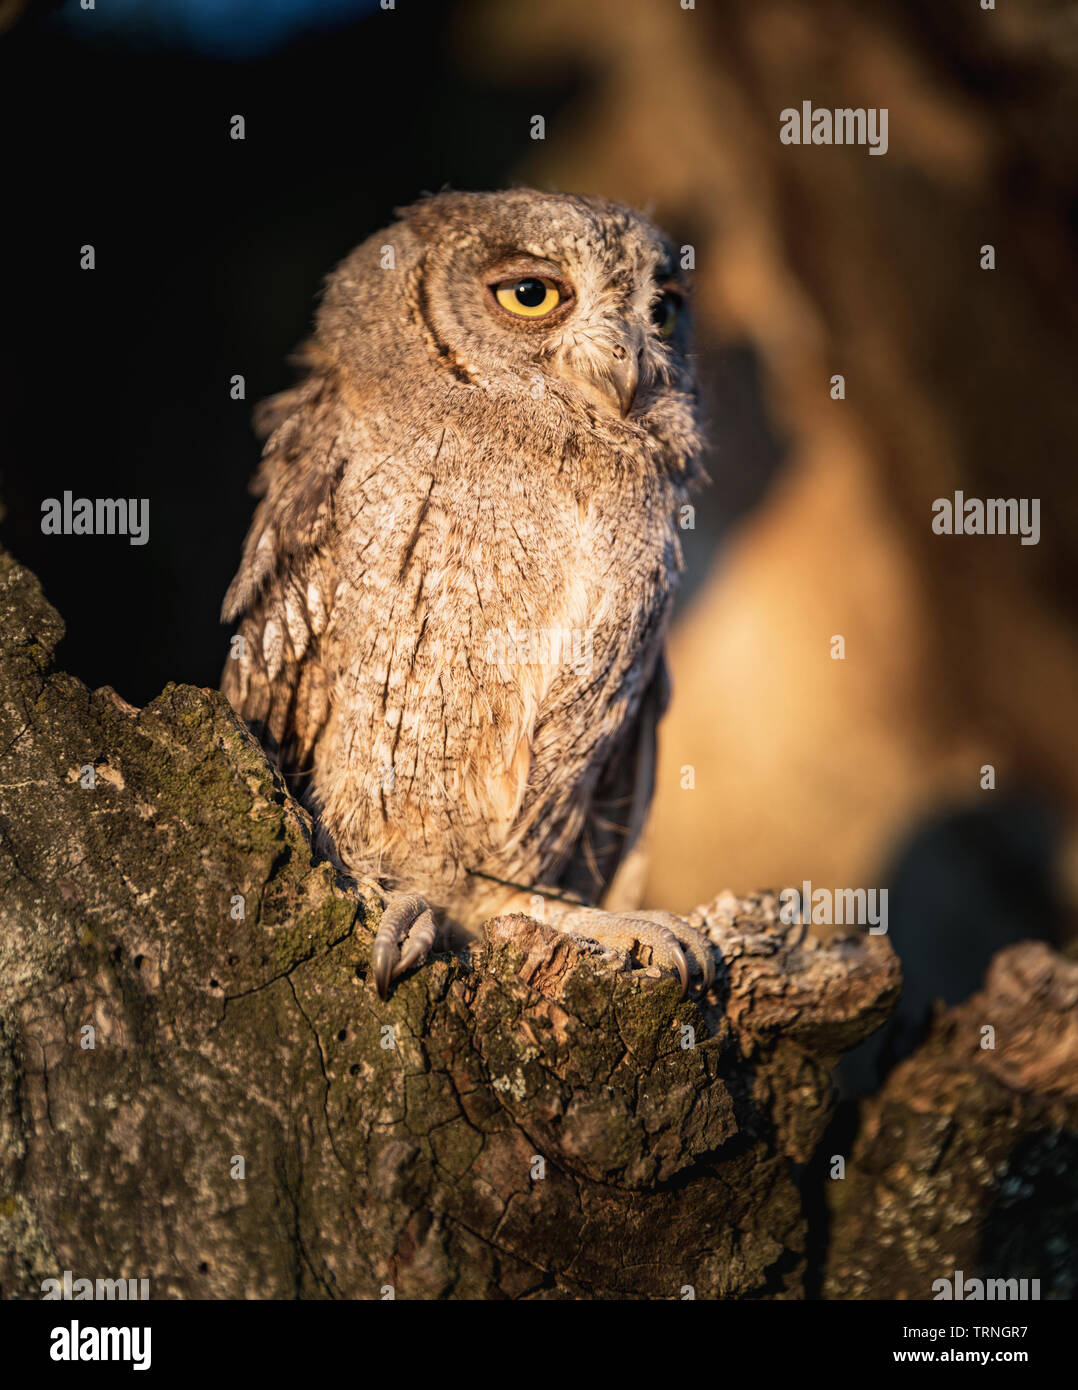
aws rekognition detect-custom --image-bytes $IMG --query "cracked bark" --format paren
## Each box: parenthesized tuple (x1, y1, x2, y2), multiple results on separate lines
(826, 941, 1078, 1300)
(0, 545, 902, 1298)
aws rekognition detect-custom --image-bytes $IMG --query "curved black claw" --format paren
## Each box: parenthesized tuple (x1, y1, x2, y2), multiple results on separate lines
(371, 892, 438, 998)
(623, 910, 715, 998)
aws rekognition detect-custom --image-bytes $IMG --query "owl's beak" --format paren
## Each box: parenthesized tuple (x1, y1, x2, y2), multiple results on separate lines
(608, 347, 640, 418)
(559, 331, 642, 417)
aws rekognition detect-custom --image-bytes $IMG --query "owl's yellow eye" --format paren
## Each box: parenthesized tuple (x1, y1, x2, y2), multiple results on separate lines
(652, 291, 681, 338)
(494, 276, 562, 318)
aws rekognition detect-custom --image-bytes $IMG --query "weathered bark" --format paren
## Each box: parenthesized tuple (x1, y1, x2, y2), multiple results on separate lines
(0, 548, 898, 1298)
(826, 941, 1078, 1301)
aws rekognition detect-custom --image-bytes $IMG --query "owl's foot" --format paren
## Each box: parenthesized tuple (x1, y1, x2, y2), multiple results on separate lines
(370, 891, 439, 998)
(554, 907, 715, 999)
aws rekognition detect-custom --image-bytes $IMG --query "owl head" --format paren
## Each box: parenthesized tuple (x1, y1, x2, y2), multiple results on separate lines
(315, 190, 700, 470)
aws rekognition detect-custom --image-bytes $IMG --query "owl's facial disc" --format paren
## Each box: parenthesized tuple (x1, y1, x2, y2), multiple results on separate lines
(476, 248, 685, 420)
(394, 193, 692, 426)
(475, 254, 661, 417)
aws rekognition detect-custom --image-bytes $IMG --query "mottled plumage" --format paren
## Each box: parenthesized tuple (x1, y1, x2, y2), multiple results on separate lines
(222, 189, 714, 996)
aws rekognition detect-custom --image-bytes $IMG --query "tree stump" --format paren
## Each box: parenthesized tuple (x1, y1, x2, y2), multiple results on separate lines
(0, 549, 898, 1298)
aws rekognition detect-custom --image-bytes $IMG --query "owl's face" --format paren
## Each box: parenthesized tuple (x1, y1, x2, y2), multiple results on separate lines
(322, 191, 697, 441)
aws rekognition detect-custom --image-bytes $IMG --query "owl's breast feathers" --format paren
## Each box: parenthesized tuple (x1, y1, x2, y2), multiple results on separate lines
(223, 353, 687, 920)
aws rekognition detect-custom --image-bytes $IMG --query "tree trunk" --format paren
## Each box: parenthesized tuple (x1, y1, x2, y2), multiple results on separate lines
(0, 547, 900, 1299)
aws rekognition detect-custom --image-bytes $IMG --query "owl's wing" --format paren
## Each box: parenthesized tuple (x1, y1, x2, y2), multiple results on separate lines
(221, 351, 345, 785)
(557, 652, 671, 907)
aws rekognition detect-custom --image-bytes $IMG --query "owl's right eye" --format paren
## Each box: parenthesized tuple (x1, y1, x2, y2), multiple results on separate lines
(492, 276, 563, 319)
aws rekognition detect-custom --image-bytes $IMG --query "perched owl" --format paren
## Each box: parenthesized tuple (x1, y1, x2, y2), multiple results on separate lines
(222, 190, 714, 998)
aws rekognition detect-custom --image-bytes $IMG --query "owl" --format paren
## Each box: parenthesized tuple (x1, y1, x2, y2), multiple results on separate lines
(222, 189, 715, 999)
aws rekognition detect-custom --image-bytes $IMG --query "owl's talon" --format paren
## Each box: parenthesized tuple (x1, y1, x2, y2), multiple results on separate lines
(553, 908, 713, 999)
(371, 892, 438, 998)
(629, 909, 716, 996)
(647, 934, 691, 1000)
(668, 939, 690, 997)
